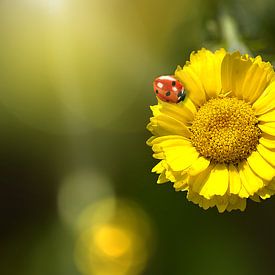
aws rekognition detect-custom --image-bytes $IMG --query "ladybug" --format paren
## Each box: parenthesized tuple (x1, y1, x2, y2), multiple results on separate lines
(153, 75, 186, 103)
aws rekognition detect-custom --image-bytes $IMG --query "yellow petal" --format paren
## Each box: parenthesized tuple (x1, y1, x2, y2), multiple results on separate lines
(247, 150, 275, 181)
(186, 190, 199, 204)
(158, 96, 197, 125)
(199, 163, 229, 199)
(241, 61, 273, 103)
(267, 183, 275, 191)
(147, 114, 191, 137)
(165, 169, 185, 182)
(259, 123, 275, 136)
(157, 171, 169, 184)
(227, 197, 246, 212)
(257, 187, 274, 200)
(257, 109, 275, 123)
(181, 96, 197, 118)
(151, 137, 195, 171)
(189, 48, 226, 98)
(152, 136, 190, 153)
(238, 160, 264, 197)
(165, 145, 199, 171)
(188, 156, 210, 176)
(221, 52, 274, 102)
(237, 199, 247, 211)
(250, 194, 261, 202)
(257, 143, 275, 166)
(150, 105, 161, 116)
(152, 152, 165, 159)
(200, 199, 211, 210)
(152, 161, 165, 173)
(228, 163, 242, 195)
(175, 64, 206, 106)
(146, 136, 156, 146)
(228, 194, 239, 205)
(253, 81, 275, 115)
(186, 190, 216, 210)
(189, 165, 213, 194)
(259, 135, 275, 149)
(216, 196, 229, 213)
(150, 135, 190, 145)
(221, 52, 252, 98)
(173, 181, 188, 191)
(173, 174, 189, 191)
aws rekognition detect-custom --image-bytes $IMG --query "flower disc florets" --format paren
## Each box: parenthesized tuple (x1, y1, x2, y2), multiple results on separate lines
(190, 97, 261, 164)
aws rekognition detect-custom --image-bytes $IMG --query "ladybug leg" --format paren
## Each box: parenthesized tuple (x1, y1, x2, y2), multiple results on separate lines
(177, 91, 186, 103)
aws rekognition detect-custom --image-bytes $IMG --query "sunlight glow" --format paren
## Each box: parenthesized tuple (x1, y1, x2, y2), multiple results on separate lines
(28, 0, 65, 13)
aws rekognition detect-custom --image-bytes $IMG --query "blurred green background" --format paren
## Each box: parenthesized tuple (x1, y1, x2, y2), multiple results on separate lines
(1, 0, 275, 274)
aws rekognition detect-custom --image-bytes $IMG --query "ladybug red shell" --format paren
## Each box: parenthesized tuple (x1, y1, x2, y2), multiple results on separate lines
(153, 75, 186, 103)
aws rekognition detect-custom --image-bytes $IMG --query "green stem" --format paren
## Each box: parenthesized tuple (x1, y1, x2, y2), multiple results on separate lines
(219, 8, 251, 54)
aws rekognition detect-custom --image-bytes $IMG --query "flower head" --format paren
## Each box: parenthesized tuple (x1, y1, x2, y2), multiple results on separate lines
(147, 48, 275, 212)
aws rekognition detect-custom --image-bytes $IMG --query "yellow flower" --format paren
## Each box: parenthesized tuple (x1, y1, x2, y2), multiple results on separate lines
(147, 48, 275, 212)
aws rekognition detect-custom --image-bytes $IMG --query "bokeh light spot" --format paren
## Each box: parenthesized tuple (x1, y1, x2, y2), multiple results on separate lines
(75, 198, 156, 275)
(93, 225, 132, 258)
(58, 169, 114, 229)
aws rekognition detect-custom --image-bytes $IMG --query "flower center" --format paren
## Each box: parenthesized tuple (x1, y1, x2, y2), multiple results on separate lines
(190, 97, 261, 164)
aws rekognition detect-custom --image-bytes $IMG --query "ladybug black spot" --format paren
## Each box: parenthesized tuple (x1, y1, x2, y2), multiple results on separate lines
(155, 89, 158, 94)
(166, 91, 171, 96)
(172, 81, 176, 86)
